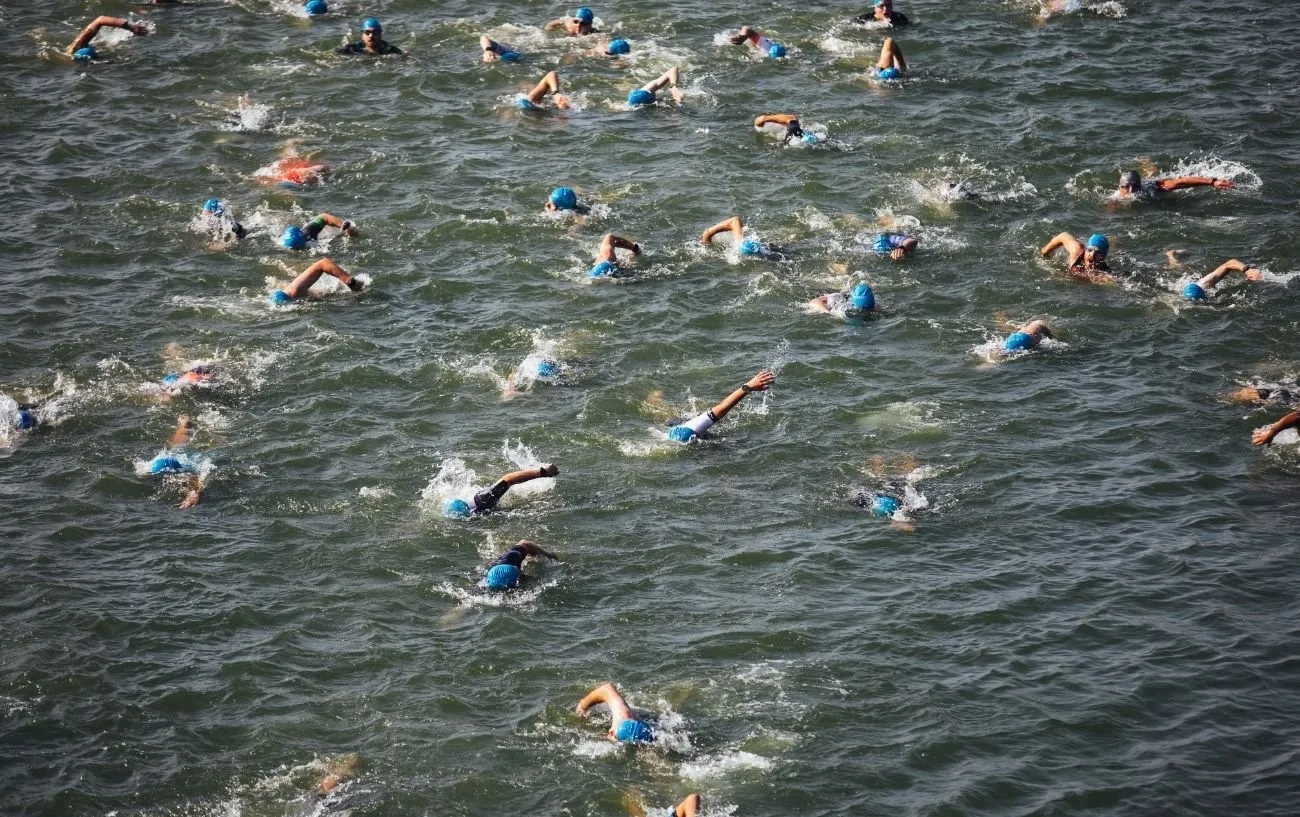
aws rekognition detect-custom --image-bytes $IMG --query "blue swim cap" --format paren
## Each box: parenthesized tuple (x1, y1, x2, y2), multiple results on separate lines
(801, 132, 819, 146)
(870, 495, 901, 517)
(614, 719, 655, 743)
(627, 89, 655, 107)
(768, 43, 787, 59)
(850, 282, 875, 312)
(1004, 331, 1034, 352)
(150, 455, 185, 475)
(203, 198, 224, 214)
(304, 0, 328, 15)
(873, 234, 894, 255)
(1086, 233, 1109, 256)
(549, 187, 578, 210)
(162, 373, 181, 387)
(1182, 282, 1208, 301)
(575, 7, 595, 23)
(73, 46, 97, 61)
(445, 498, 473, 518)
(270, 290, 294, 305)
(362, 17, 381, 31)
(608, 38, 630, 55)
(739, 239, 762, 256)
(15, 409, 36, 431)
(281, 225, 308, 249)
(500, 49, 522, 61)
(536, 360, 560, 379)
(667, 425, 695, 443)
(485, 563, 522, 591)
(590, 260, 617, 278)
(516, 95, 537, 111)
(876, 66, 901, 80)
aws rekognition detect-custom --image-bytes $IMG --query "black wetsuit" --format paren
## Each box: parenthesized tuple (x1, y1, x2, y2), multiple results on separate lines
(472, 480, 511, 513)
(853, 9, 910, 26)
(336, 40, 403, 55)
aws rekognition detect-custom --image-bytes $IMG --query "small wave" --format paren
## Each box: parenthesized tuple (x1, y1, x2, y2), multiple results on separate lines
(679, 750, 774, 780)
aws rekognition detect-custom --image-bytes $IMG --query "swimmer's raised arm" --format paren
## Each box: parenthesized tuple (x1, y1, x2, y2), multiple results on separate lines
(640, 66, 683, 103)
(671, 794, 701, 817)
(498, 463, 559, 487)
(167, 414, 193, 448)
(598, 234, 641, 261)
(313, 212, 359, 236)
(67, 15, 148, 54)
(1253, 410, 1300, 447)
(891, 237, 918, 260)
(515, 539, 558, 560)
(576, 682, 634, 721)
(1205, 258, 1261, 284)
(709, 370, 775, 422)
(701, 216, 744, 245)
(525, 70, 569, 108)
(1159, 176, 1235, 192)
(1040, 232, 1083, 258)
(754, 114, 799, 128)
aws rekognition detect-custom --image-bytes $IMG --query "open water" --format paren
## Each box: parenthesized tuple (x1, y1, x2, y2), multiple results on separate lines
(3, 0, 1300, 815)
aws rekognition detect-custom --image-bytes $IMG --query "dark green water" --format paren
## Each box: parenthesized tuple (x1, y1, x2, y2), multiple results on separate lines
(3, 1, 1300, 815)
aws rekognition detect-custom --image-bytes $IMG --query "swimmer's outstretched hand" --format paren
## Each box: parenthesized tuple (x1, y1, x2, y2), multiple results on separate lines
(671, 88, 684, 104)
(555, 94, 571, 110)
(1243, 266, 1263, 281)
(745, 371, 776, 392)
(1252, 429, 1274, 446)
(1212, 178, 1235, 190)
(539, 463, 559, 477)
(126, 22, 150, 36)
(631, 243, 642, 255)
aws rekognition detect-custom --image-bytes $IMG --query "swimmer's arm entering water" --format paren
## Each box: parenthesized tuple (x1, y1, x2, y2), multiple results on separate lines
(754, 114, 799, 129)
(597, 234, 641, 263)
(701, 216, 744, 245)
(708, 370, 775, 422)
(1252, 410, 1300, 447)
(67, 15, 149, 54)
(1158, 176, 1235, 192)
(310, 213, 359, 237)
(1039, 232, 1083, 261)
(1197, 258, 1261, 290)
(515, 539, 558, 561)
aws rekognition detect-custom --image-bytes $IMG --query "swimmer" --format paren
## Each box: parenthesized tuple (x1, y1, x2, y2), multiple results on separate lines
(1039, 231, 1112, 282)
(544, 7, 600, 36)
(851, 454, 919, 530)
(483, 539, 558, 591)
(1003, 319, 1054, 352)
(336, 17, 403, 55)
(1115, 169, 1234, 200)
(517, 70, 571, 111)
(1224, 384, 1298, 405)
(728, 25, 788, 59)
(753, 114, 820, 146)
(160, 363, 218, 396)
(544, 186, 590, 214)
(701, 215, 782, 259)
(269, 258, 365, 305)
(199, 199, 248, 240)
(65, 15, 149, 61)
(627, 66, 685, 107)
(575, 683, 655, 743)
(261, 151, 330, 186)
(316, 754, 361, 796)
(5, 397, 42, 433)
(304, 0, 328, 16)
(146, 415, 206, 509)
(444, 463, 559, 518)
(872, 232, 917, 261)
(1253, 411, 1300, 447)
(281, 212, 359, 250)
(869, 37, 907, 80)
(808, 281, 878, 318)
(1180, 258, 1262, 301)
(854, 0, 911, 26)
(503, 356, 566, 399)
(940, 180, 982, 201)
(480, 35, 522, 62)
(588, 233, 641, 279)
(666, 370, 774, 443)
(603, 38, 631, 57)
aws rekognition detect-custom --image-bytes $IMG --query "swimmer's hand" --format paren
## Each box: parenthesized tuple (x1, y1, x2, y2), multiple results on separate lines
(554, 94, 571, 110)
(126, 22, 150, 36)
(346, 278, 364, 292)
(1244, 266, 1263, 281)
(1212, 178, 1235, 190)
(539, 463, 559, 477)
(179, 489, 200, 509)
(889, 248, 906, 260)
(745, 371, 776, 392)
(1252, 428, 1276, 446)
(631, 243, 642, 255)
(670, 87, 684, 104)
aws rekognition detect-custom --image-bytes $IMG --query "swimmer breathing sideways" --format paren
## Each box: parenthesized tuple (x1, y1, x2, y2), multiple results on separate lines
(480, 35, 522, 63)
(281, 212, 359, 250)
(701, 216, 779, 258)
(1040, 231, 1111, 282)
(66, 15, 149, 61)
(483, 539, 557, 591)
(444, 463, 560, 518)
(1115, 169, 1234, 200)
(729, 26, 787, 59)
(808, 281, 878, 317)
(145, 415, 205, 509)
(517, 70, 570, 111)
(1004, 319, 1054, 352)
(666, 370, 775, 443)
(1180, 258, 1261, 301)
(576, 682, 654, 743)
(544, 187, 590, 214)
(544, 7, 599, 37)
(200, 199, 248, 240)
(627, 67, 684, 107)
(589, 234, 641, 278)
(270, 259, 365, 305)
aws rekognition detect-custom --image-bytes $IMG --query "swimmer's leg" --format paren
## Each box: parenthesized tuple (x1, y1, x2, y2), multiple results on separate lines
(701, 216, 744, 246)
(526, 70, 562, 104)
(282, 259, 361, 299)
(878, 37, 906, 72)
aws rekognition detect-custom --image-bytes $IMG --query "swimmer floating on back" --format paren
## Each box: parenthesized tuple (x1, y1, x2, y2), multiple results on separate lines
(483, 539, 558, 591)
(589, 233, 641, 279)
(666, 370, 775, 443)
(480, 35, 522, 62)
(1039, 231, 1111, 282)
(854, 0, 911, 26)
(869, 37, 907, 80)
(269, 258, 365, 305)
(336, 17, 403, 55)
(281, 212, 359, 250)
(1180, 258, 1261, 301)
(1003, 318, 1054, 352)
(627, 66, 684, 107)
(145, 415, 206, 509)
(729, 25, 787, 59)
(1115, 169, 1234, 201)
(576, 683, 655, 743)
(444, 463, 559, 518)
(517, 70, 571, 111)
(544, 7, 599, 37)
(808, 280, 878, 318)
(701, 215, 783, 259)
(65, 15, 150, 61)
(753, 114, 822, 146)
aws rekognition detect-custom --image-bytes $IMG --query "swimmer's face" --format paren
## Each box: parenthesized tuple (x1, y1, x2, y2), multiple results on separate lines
(362, 26, 382, 44)
(1083, 246, 1105, 265)
(568, 18, 592, 34)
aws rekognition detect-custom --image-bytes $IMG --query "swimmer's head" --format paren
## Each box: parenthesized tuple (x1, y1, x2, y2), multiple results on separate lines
(1119, 170, 1141, 192)
(304, 0, 328, 15)
(1182, 282, 1208, 301)
(1004, 331, 1035, 352)
(627, 89, 655, 107)
(203, 198, 225, 215)
(590, 260, 617, 278)
(768, 43, 787, 59)
(801, 132, 819, 145)
(870, 495, 901, 517)
(270, 290, 294, 306)
(549, 187, 578, 211)
(667, 425, 695, 443)
(73, 46, 97, 61)
(614, 718, 655, 743)
(150, 455, 185, 475)
(850, 282, 875, 312)
(536, 360, 560, 379)
(444, 498, 473, 518)
(162, 373, 182, 387)
(362, 17, 382, 33)
(574, 7, 595, 24)
(281, 225, 309, 250)
(1085, 233, 1109, 257)
(484, 563, 521, 591)
(607, 38, 630, 55)
(739, 239, 762, 256)
(15, 409, 36, 431)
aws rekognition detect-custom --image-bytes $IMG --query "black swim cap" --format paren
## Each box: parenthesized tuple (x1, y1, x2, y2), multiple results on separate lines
(1120, 170, 1141, 187)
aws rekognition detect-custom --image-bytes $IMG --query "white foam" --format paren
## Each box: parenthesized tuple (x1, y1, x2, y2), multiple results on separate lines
(678, 750, 774, 780)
